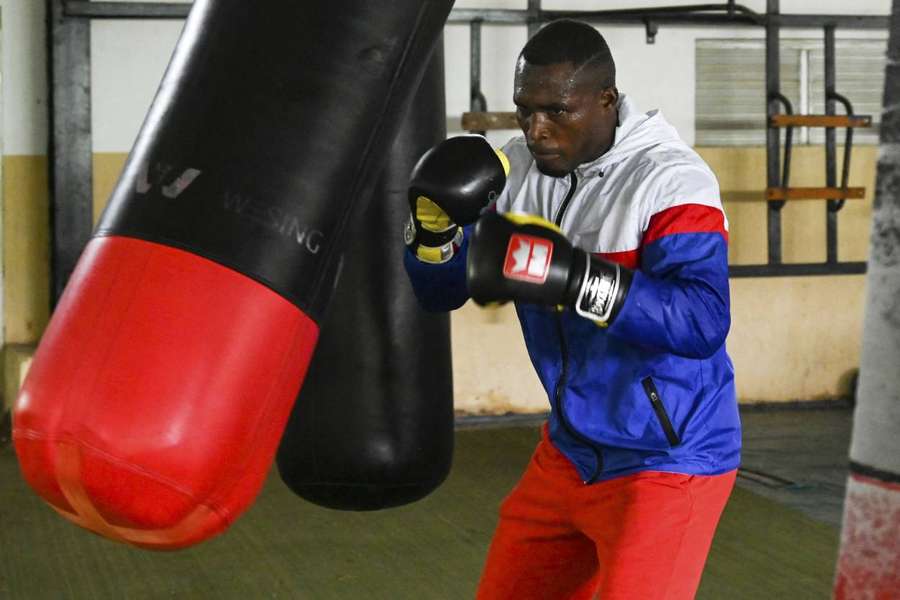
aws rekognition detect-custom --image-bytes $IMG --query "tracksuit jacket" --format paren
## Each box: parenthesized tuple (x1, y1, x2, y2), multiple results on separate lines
(404, 95, 741, 483)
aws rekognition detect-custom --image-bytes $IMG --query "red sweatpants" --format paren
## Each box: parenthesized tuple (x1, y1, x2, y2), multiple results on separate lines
(476, 426, 736, 600)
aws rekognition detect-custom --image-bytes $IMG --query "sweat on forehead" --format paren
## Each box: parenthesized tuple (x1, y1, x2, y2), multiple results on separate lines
(515, 57, 609, 94)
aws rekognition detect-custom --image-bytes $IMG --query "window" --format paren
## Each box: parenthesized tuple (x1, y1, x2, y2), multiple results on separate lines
(696, 38, 887, 146)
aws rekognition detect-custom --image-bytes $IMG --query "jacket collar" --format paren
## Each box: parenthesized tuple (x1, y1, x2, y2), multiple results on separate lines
(573, 94, 666, 178)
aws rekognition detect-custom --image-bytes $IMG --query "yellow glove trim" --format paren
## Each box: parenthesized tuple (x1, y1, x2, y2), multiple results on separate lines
(415, 195, 454, 233)
(494, 149, 511, 177)
(501, 212, 563, 234)
(416, 244, 447, 264)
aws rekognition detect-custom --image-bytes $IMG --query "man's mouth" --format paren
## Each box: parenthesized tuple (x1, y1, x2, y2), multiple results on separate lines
(530, 148, 560, 160)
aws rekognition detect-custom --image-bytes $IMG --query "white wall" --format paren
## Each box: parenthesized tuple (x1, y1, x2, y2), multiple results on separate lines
(83, 0, 893, 154)
(1, 0, 894, 156)
(91, 19, 185, 152)
(0, 0, 888, 155)
(1, 0, 47, 155)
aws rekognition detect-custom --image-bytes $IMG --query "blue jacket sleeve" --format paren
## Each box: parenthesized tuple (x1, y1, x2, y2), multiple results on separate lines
(608, 230, 731, 359)
(403, 224, 472, 312)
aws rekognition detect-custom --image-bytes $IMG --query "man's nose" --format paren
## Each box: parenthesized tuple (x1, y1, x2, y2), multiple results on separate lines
(525, 112, 550, 143)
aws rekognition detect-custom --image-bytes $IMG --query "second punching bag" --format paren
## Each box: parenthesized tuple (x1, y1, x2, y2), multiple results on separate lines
(276, 46, 453, 511)
(13, 0, 453, 549)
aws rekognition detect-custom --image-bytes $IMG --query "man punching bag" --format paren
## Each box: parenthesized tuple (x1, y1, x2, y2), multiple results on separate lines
(13, 0, 453, 550)
(276, 48, 453, 511)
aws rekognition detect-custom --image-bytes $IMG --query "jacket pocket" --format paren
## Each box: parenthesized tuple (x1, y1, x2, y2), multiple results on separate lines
(641, 377, 681, 447)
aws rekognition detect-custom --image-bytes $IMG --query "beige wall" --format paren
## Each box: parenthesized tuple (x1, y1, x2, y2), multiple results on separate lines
(708, 146, 874, 265)
(0, 153, 126, 412)
(453, 145, 875, 413)
(0, 147, 875, 412)
(710, 145, 872, 404)
(93, 153, 128, 223)
(0, 152, 129, 346)
(2, 155, 50, 345)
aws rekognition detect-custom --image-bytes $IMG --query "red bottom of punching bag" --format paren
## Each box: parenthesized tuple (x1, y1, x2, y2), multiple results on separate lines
(13, 236, 318, 549)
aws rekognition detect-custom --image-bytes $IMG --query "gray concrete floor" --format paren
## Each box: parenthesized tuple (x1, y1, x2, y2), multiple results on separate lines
(460, 401, 855, 528)
(736, 402, 853, 527)
(1, 418, 842, 599)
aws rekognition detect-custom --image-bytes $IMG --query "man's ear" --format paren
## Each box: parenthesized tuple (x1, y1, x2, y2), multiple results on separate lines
(600, 86, 619, 108)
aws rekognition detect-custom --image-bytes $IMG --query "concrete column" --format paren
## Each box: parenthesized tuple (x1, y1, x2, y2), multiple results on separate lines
(833, 1, 900, 596)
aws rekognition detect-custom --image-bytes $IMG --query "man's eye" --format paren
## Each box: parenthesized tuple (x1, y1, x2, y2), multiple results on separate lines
(551, 107, 566, 116)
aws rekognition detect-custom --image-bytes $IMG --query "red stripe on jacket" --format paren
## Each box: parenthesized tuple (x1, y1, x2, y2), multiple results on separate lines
(595, 249, 641, 269)
(594, 204, 727, 269)
(643, 204, 729, 246)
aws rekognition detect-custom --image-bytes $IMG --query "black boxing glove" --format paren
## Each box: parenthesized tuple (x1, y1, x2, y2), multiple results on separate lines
(467, 212, 632, 326)
(404, 135, 509, 263)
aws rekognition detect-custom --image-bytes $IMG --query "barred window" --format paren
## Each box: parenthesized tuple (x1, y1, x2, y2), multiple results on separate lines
(696, 38, 887, 146)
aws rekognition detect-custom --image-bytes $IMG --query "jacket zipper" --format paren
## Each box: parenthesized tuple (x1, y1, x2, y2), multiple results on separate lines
(551, 172, 605, 483)
(641, 377, 681, 447)
(553, 172, 578, 227)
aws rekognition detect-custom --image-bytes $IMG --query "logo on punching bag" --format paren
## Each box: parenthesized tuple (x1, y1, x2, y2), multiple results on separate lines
(503, 234, 553, 284)
(222, 191, 324, 255)
(135, 162, 202, 199)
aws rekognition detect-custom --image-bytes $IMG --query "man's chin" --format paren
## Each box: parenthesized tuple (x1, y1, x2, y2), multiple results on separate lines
(535, 162, 571, 178)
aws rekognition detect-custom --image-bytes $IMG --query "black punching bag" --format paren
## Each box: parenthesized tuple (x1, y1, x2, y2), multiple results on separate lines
(276, 47, 453, 510)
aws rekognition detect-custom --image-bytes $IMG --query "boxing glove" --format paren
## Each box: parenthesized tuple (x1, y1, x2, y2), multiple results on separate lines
(467, 212, 633, 326)
(404, 135, 509, 263)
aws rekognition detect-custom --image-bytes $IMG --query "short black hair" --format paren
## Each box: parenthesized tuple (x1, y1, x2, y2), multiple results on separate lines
(520, 19, 616, 88)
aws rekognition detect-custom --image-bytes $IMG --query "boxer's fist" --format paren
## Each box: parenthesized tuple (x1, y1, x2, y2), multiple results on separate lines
(467, 212, 632, 326)
(404, 135, 509, 263)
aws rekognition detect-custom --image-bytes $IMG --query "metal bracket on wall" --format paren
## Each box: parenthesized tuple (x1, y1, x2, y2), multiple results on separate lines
(63, 1, 891, 29)
(64, 1, 190, 19)
(750, 3, 874, 277)
(48, 0, 93, 304)
(644, 19, 659, 44)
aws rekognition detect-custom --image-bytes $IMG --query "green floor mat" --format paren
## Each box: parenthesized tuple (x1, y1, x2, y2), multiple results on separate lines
(0, 426, 838, 599)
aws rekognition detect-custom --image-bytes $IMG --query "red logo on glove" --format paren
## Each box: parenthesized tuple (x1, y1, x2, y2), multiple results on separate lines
(503, 234, 554, 283)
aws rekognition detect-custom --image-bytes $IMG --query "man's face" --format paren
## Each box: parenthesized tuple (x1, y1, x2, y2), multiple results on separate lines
(513, 58, 618, 177)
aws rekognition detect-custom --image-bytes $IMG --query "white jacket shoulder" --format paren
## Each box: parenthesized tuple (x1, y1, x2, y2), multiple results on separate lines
(640, 144, 722, 210)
